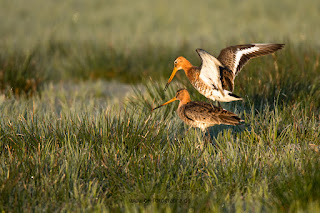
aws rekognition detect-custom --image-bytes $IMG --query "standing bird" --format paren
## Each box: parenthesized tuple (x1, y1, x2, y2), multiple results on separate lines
(164, 43, 284, 104)
(152, 89, 243, 131)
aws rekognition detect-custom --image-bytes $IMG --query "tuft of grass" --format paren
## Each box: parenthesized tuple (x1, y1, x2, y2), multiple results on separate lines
(61, 42, 192, 83)
(0, 50, 46, 98)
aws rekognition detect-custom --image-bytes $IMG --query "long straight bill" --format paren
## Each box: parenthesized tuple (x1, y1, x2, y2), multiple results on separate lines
(151, 97, 177, 111)
(164, 67, 178, 91)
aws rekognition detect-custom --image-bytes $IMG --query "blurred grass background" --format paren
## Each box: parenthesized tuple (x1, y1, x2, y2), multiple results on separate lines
(1, 0, 320, 212)
(1, 0, 319, 49)
(1, 0, 319, 91)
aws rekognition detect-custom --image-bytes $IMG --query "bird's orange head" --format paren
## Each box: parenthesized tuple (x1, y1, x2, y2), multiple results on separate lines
(175, 88, 191, 103)
(164, 56, 192, 91)
(173, 56, 189, 71)
(151, 88, 191, 111)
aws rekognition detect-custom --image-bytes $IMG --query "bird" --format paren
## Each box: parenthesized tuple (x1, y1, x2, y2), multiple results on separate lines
(164, 43, 284, 104)
(152, 89, 243, 132)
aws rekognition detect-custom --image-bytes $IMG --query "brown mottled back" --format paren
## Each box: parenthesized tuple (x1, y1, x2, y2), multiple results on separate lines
(178, 101, 243, 128)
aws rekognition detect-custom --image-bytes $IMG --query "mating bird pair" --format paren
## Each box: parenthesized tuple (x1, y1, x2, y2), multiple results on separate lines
(152, 43, 284, 131)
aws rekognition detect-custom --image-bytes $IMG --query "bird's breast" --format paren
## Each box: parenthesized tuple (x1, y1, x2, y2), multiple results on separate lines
(191, 79, 219, 100)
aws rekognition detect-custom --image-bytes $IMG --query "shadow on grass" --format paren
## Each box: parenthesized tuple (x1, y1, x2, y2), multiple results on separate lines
(205, 123, 248, 141)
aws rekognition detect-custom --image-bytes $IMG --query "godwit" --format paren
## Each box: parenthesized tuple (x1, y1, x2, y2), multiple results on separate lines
(164, 44, 284, 103)
(152, 89, 243, 131)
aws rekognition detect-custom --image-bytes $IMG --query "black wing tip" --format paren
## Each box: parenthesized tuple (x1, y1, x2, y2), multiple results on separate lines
(231, 115, 245, 125)
(225, 43, 285, 50)
(257, 43, 285, 49)
(229, 93, 242, 99)
(239, 43, 285, 49)
(221, 115, 244, 126)
(268, 43, 285, 49)
(278, 43, 285, 49)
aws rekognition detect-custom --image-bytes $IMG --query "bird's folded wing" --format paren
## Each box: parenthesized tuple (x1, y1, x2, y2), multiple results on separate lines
(183, 102, 221, 124)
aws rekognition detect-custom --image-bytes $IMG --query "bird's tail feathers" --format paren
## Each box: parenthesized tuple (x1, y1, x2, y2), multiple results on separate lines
(220, 115, 243, 126)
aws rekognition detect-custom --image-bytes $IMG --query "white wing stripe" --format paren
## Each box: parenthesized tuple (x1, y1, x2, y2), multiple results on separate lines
(234, 46, 260, 71)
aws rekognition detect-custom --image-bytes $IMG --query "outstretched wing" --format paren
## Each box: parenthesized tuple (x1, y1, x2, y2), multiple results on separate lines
(217, 43, 284, 76)
(196, 48, 224, 94)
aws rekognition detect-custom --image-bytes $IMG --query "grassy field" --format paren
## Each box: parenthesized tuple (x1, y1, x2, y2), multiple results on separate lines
(1, 0, 320, 212)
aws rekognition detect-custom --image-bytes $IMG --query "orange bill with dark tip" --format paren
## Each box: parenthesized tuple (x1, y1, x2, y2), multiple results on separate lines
(151, 97, 177, 111)
(164, 67, 178, 91)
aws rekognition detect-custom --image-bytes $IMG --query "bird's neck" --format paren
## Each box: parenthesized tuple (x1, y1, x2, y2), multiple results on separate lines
(184, 66, 199, 82)
(178, 96, 191, 108)
(181, 60, 193, 75)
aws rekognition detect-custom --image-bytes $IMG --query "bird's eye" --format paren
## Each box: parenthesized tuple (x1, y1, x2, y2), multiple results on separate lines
(174, 61, 177, 64)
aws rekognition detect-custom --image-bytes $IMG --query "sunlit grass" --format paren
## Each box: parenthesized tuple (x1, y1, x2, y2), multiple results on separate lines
(1, 73, 320, 211)
(0, 40, 319, 213)
(1, 0, 320, 211)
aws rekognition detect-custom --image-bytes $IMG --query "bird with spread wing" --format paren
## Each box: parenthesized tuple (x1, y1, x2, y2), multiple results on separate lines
(164, 44, 284, 105)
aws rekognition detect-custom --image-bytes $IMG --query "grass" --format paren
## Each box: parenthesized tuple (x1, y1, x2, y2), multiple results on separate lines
(1, 70, 320, 211)
(1, 0, 320, 212)
(0, 49, 47, 97)
(1, 0, 320, 49)
(1, 0, 320, 92)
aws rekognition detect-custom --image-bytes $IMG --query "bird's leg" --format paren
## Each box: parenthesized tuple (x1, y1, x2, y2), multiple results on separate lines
(209, 100, 222, 109)
(204, 128, 211, 147)
(206, 128, 211, 139)
(209, 100, 217, 108)
(217, 101, 222, 109)
(179, 126, 193, 141)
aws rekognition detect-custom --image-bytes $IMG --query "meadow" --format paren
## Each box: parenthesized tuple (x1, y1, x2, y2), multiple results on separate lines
(1, 0, 320, 212)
